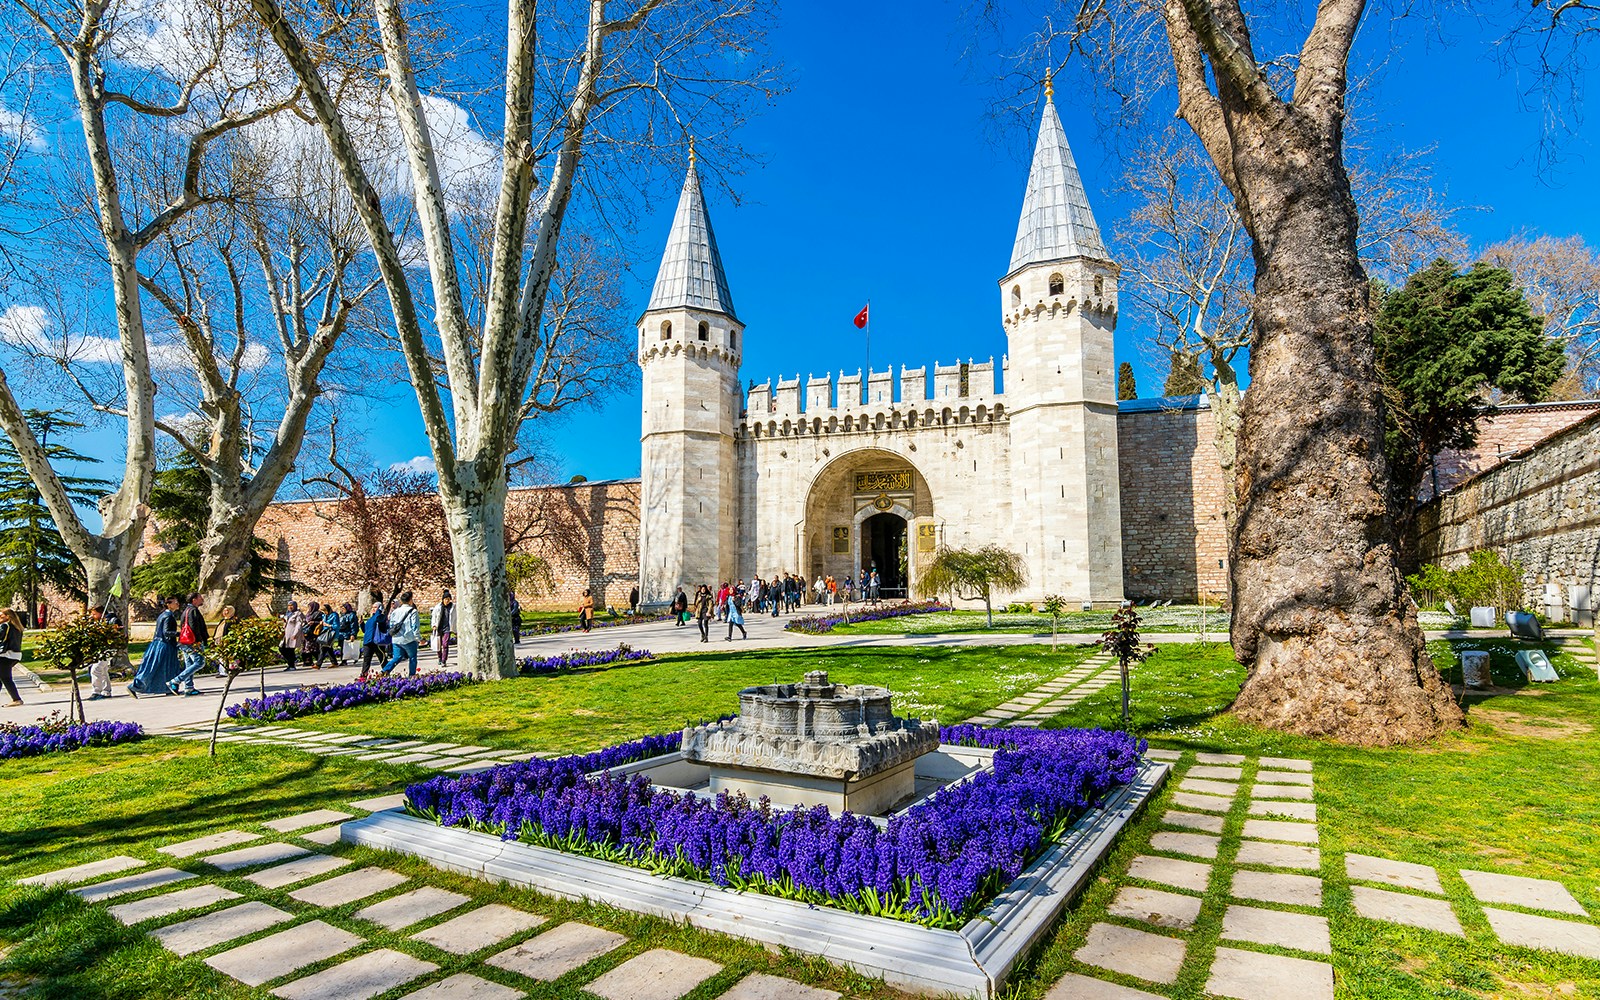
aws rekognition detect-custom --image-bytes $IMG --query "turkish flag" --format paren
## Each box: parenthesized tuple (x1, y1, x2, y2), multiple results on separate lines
(853, 304, 869, 329)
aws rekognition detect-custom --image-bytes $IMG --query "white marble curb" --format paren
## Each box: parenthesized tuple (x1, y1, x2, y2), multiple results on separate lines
(338, 760, 1169, 998)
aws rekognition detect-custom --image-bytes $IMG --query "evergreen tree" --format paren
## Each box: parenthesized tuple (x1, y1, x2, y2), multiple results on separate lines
(1163, 351, 1208, 397)
(1117, 362, 1138, 400)
(133, 455, 278, 602)
(0, 411, 111, 623)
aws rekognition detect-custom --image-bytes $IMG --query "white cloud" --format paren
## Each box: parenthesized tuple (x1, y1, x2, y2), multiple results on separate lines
(0, 304, 122, 364)
(0, 106, 47, 153)
(389, 455, 437, 475)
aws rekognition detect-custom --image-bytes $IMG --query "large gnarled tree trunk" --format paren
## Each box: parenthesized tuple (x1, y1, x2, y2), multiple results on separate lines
(1162, 0, 1460, 743)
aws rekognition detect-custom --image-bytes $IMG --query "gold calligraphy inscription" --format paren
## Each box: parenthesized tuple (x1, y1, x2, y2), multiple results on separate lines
(854, 469, 911, 493)
(872, 493, 894, 511)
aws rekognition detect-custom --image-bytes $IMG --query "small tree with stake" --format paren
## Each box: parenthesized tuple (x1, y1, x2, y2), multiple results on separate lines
(207, 617, 284, 756)
(1102, 604, 1156, 728)
(36, 612, 124, 724)
(917, 546, 1027, 628)
(1041, 594, 1068, 652)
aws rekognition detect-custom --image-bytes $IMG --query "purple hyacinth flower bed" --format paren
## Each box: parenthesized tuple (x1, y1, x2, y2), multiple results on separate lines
(522, 613, 675, 638)
(784, 600, 952, 635)
(519, 647, 656, 674)
(226, 671, 477, 722)
(404, 723, 1143, 928)
(0, 717, 144, 758)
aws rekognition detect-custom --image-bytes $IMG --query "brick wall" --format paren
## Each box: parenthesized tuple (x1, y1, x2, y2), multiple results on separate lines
(1422, 400, 1600, 502)
(1417, 411, 1600, 618)
(1116, 401, 1229, 602)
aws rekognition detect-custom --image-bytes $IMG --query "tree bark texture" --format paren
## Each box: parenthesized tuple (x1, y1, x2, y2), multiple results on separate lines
(441, 470, 515, 678)
(1163, 0, 1461, 744)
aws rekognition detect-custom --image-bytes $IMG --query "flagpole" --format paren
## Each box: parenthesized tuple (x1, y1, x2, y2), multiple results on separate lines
(865, 298, 871, 396)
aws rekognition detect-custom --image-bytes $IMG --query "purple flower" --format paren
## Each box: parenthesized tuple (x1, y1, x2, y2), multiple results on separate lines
(0, 719, 144, 758)
(225, 672, 477, 722)
(519, 648, 656, 674)
(784, 601, 953, 635)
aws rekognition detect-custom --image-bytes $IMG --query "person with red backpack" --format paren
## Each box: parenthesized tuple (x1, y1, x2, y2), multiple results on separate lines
(167, 593, 210, 696)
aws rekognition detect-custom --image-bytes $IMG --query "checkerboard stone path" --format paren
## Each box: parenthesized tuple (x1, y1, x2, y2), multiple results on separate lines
(10, 791, 847, 999)
(960, 651, 1120, 726)
(1057, 750, 1336, 1000)
(165, 724, 551, 775)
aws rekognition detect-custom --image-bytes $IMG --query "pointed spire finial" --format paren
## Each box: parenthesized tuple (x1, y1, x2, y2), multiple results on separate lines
(1044, 68, 1054, 104)
(688, 136, 697, 171)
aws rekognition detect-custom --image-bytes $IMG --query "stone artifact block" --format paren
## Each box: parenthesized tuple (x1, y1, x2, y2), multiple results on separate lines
(1231, 870, 1323, 907)
(266, 809, 353, 832)
(289, 868, 408, 907)
(1073, 922, 1185, 984)
(1107, 886, 1203, 929)
(1234, 841, 1320, 871)
(1205, 946, 1333, 1000)
(18, 856, 146, 886)
(719, 973, 842, 1000)
(355, 887, 470, 931)
(1351, 886, 1464, 936)
(160, 831, 262, 858)
(1128, 855, 1212, 893)
(73, 867, 196, 903)
(153, 901, 295, 955)
(108, 884, 240, 925)
(398, 973, 524, 1000)
(1345, 854, 1444, 895)
(584, 948, 723, 1000)
(1221, 904, 1330, 954)
(411, 904, 546, 954)
(1044, 973, 1166, 999)
(205, 920, 363, 986)
(1461, 870, 1589, 916)
(486, 921, 627, 981)
(1483, 907, 1600, 959)
(272, 948, 437, 1000)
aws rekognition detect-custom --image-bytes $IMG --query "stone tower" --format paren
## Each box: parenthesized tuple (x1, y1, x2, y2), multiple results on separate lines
(1000, 81, 1125, 604)
(637, 153, 742, 605)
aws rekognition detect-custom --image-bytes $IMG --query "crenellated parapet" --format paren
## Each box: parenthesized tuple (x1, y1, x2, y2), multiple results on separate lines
(739, 358, 1009, 439)
(637, 337, 739, 369)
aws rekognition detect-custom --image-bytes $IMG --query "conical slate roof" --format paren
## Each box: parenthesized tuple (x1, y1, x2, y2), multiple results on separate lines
(647, 162, 737, 320)
(1008, 99, 1107, 273)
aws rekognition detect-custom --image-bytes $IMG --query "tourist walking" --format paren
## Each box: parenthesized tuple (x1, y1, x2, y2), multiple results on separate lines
(695, 585, 712, 643)
(313, 604, 348, 668)
(726, 598, 747, 640)
(813, 576, 826, 605)
(280, 601, 306, 671)
(359, 590, 389, 680)
(337, 604, 359, 664)
(168, 594, 209, 696)
(431, 591, 454, 665)
(130, 596, 183, 697)
(381, 591, 422, 677)
(578, 588, 595, 633)
(87, 606, 120, 700)
(0, 609, 23, 706)
(509, 592, 522, 643)
(869, 569, 881, 602)
(672, 587, 689, 626)
(303, 601, 327, 668)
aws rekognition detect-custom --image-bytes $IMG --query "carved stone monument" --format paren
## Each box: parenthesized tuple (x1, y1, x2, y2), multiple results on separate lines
(681, 670, 939, 814)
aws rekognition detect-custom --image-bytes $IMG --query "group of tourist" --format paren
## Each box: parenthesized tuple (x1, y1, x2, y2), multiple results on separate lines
(668, 568, 886, 642)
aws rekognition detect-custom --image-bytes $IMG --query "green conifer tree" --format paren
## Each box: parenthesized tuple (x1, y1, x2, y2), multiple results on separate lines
(0, 411, 111, 623)
(132, 455, 279, 602)
(1117, 362, 1138, 401)
(1163, 351, 1209, 397)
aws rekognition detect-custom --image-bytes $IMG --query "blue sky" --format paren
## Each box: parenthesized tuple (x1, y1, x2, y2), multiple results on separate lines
(33, 1, 1600, 489)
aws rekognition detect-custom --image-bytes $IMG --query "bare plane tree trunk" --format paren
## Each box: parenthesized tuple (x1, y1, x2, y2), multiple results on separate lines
(442, 472, 514, 678)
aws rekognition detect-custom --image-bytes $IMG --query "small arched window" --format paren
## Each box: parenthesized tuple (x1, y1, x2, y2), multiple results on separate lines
(729, 329, 738, 349)
(1094, 275, 1104, 297)
(697, 321, 709, 341)
(1011, 284, 1022, 309)
(660, 320, 673, 341)
(1048, 273, 1064, 296)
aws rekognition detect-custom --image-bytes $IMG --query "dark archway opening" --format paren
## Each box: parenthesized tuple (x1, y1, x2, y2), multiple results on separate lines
(862, 513, 908, 599)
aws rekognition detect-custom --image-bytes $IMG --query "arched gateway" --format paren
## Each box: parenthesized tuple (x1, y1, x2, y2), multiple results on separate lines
(802, 450, 936, 599)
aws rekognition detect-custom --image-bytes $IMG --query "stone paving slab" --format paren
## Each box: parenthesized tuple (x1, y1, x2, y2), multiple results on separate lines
(152, 901, 295, 955)
(1188, 765, 1244, 781)
(1483, 906, 1600, 959)
(1251, 783, 1314, 801)
(204, 843, 310, 871)
(1351, 885, 1464, 936)
(1162, 810, 1224, 834)
(1044, 973, 1165, 999)
(350, 793, 408, 812)
(1240, 819, 1319, 844)
(1205, 946, 1333, 1000)
(301, 826, 344, 846)
(1171, 791, 1234, 814)
(1075, 922, 1186, 985)
(1461, 869, 1589, 916)
(486, 921, 628, 981)
(584, 948, 723, 1000)
(1234, 841, 1320, 871)
(412, 903, 547, 955)
(1231, 870, 1323, 907)
(245, 853, 354, 890)
(160, 831, 262, 858)
(1255, 770, 1313, 786)
(206, 919, 363, 986)
(1221, 904, 1331, 954)
(383, 753, 439, 765)
(265, 809, 354, 832)
(1144, 749, 1182, 761)
(289, 867, 408, 907)
(17, 855, 146, 887)
(444, 762, 496, 774)
(73, 867, 196, 903)
(1127, 855, 1212, 893)
(1345, 854, 1444, 895)
(1247, 799, 1317, 821)
(1195, 752, 1246, 765)
(108, 883, 241, 925)
(719, 972, 842, 1000)
(1177, 778, 1240, 798)
(1258, 757, 1313, 771)
(1149, 831, 1220, 860)
(1107, 886, 1203, 930)
(356, 887, 470, 931)
(272, 947, 437, 1000)
(398, 972, 525, 1000)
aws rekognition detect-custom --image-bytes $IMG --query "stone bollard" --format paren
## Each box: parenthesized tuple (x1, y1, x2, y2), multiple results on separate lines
(1460, 650, 1492, 690)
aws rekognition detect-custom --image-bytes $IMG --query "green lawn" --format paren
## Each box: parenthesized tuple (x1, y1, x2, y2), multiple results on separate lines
(290, 644, 1098, 751)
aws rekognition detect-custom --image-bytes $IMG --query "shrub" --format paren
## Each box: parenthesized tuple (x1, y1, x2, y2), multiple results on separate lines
(1407, 551, 1527, 611)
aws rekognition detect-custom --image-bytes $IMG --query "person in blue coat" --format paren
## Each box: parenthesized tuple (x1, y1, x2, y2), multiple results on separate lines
(129, 596, 184, 697)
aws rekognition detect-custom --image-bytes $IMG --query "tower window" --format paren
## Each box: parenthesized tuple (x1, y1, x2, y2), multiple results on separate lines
(698, 321, 709, 341)
(1048, 273, 1064, 296)
(660, 320, 672, 341)
(1011, 285, 1022, 309)
(1094, 275, 1104, 296)
(730, 329, 738, 349)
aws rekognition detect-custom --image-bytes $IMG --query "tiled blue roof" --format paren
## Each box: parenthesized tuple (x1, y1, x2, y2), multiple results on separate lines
(1009, 100, 1107, 273)
(647, 164, 737, 320)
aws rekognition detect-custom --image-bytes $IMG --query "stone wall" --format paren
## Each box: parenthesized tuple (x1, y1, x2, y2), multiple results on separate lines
(1421, 400, 1600, 502)
(1417, 410, 1600, 619)
(1116, 399, 1229, 602)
